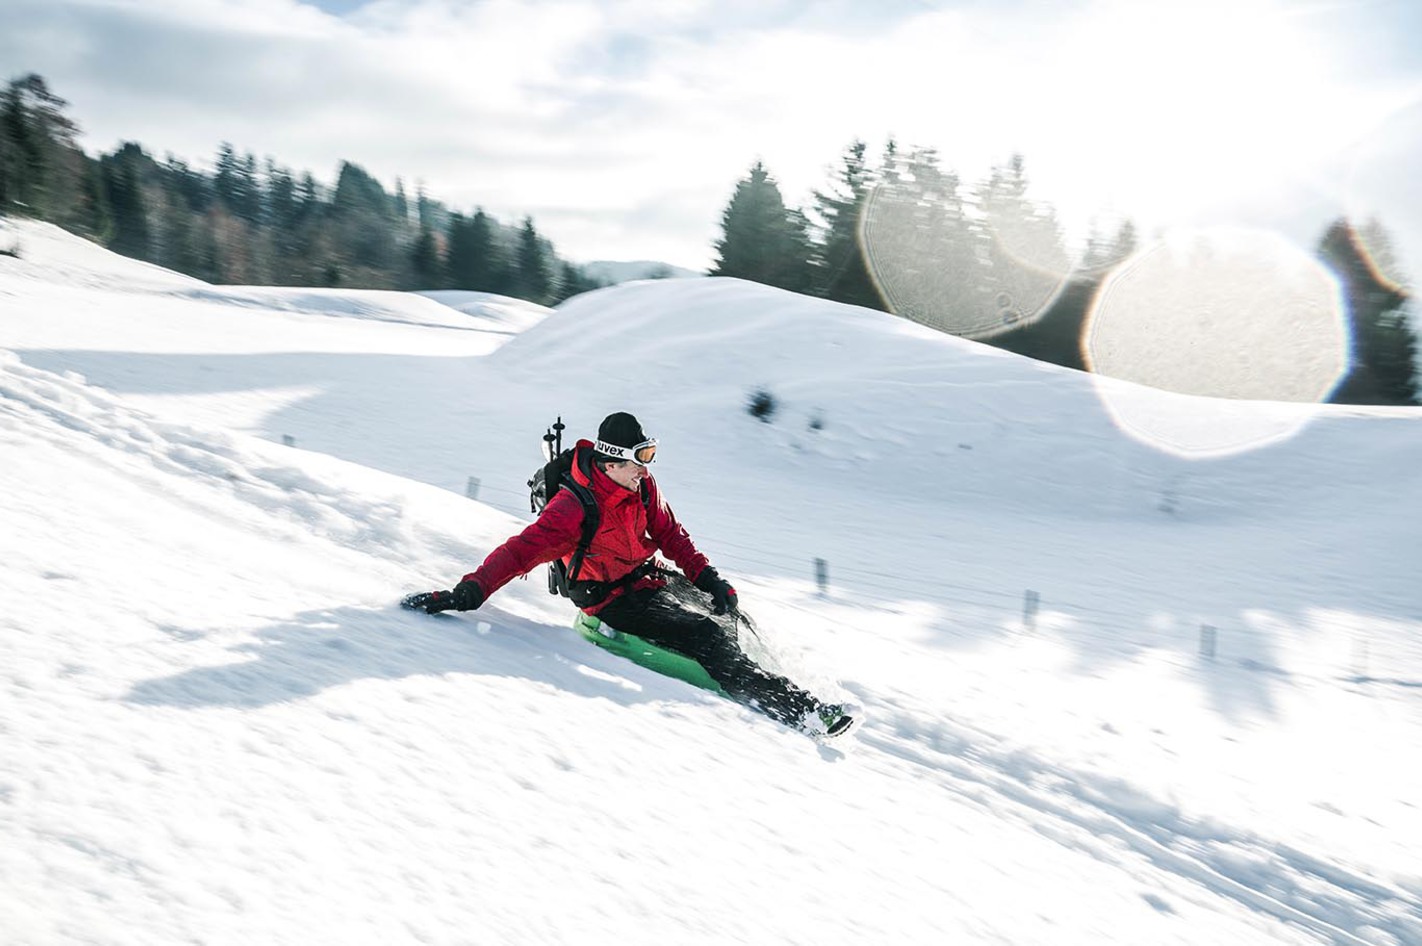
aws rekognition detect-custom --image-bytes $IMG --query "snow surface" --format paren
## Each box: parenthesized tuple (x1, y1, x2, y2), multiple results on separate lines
(1, 218, 1419, 945)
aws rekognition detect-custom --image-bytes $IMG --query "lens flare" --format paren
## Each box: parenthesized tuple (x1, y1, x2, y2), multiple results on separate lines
(861, 180, 1072, 340)
(1084, 227, 1350, 455)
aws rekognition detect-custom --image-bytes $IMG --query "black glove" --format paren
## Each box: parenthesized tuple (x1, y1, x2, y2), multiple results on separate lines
(402, 590, 456, 614)
(694, 567, 738, 615)
(450, 578, 485, 612)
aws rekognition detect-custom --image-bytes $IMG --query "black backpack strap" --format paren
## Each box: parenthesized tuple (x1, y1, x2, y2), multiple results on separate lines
(562, 471, 599, 584)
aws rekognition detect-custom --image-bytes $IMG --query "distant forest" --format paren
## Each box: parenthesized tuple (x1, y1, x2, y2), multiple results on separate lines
(2, 72, 1415, 404)
(0, 73, 601, 303)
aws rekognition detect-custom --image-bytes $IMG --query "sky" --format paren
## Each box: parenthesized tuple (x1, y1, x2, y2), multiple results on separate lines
(3, 0, 1422, 272)
(2, 217, 1421, 944)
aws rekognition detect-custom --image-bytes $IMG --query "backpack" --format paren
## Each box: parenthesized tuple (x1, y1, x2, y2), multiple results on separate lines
(528, 417, 650, 602)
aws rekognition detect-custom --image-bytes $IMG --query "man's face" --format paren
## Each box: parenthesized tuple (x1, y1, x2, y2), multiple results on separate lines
(603, 459, 647, 492)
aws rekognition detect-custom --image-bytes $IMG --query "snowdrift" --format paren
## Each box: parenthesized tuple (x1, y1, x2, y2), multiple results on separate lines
(1, 219, 1419, 945)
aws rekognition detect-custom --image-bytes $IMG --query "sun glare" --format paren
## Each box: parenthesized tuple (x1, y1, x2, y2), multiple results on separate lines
(1084, 226, 1350, 454)
(1006, 0, 1347, 244)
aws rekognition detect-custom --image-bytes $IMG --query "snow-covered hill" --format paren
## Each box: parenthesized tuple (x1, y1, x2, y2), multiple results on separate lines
(1, 220, 1418, 945)
(580, 259, 702, 284)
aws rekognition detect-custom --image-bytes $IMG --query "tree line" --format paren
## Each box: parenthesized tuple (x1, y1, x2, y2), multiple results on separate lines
(710, 141, 1417, 406)
(2, 72, 1414, 404)
(0, 74, 600, 302)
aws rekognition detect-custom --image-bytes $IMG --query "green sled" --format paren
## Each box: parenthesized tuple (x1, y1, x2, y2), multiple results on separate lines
(573, 611, 725, 695)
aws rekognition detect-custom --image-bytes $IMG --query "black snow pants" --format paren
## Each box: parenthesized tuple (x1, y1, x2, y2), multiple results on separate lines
(594, 572, 818, 727)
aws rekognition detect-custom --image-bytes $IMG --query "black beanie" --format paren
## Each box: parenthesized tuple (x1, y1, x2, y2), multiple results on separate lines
(596, 412, 647, 452)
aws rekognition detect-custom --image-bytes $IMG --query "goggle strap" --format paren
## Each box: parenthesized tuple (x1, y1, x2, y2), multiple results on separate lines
(595, 438, 657, 464)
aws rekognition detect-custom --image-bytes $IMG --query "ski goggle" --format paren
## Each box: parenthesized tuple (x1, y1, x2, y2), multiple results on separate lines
(595, 438, 658, 466)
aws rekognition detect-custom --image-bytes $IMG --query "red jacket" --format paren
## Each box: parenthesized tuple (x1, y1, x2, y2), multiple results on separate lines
(464, 440, 710, 613)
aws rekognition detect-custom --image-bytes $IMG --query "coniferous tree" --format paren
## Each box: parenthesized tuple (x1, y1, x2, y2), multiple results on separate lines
(810, 140, 884, 309)
(155, 155, 214, 278)
(209, 143, 266, 280)
(100, 143, 151, 261)
(0, 73, 85, 222)
(241, 153, 261, 223)
(974, 153, 1070, 331)
(878, 138, 900, 186)
(415, 181, 442, 232)
(468, 209, 506, 292)
(446, 210, 506, 291)
(393, 177, 409, 223)
(552, 260, 600, 302)
(0, 84, 16, 211)
(710, 160, 812, 293)
(296, 171, 320, 214)
(73, 160, 112, 243)
(0, 75, 650, 305)
(908, 147, 978, 293)
(1320, 219, 1418, 405)
(860, 144, 983, 331)
(410, 226, 439, 288)
(285, 171, 328, 282)
(264, 160, 297, 232)
(474, 210, 514, 291)
(1082, 217, 1139, 272)
(329, 160, 394, 279)
(259, 159, 299, 283)
(164, 156, 212, 214)
(213, 144, 261, 225)
(445, 212, 471, 288)
(515, 216, 552, 303)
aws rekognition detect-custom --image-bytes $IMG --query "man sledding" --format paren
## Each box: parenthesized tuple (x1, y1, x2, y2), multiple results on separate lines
(404, 411, 856, 739)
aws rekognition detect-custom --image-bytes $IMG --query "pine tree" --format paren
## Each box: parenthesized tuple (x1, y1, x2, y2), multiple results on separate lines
(1082, 217, 1138, 272)
(415, 181, 440, 231)
(329, 161, 394, 278)
(710, 160, 812, 293)
(0, 74, 84, 221)
(810, 140, 884, 309)
(101, 143, 151, 261)
(1319, 219, 1418, 405)
(264, 160, 296, 231)
(209, 144, 267, 281)
(157, 155, 214, 279)
(515, 216, 552, 304)
(241, 152, 261, 223)
(552, 260, 600, 302)
(73, 159, 112, 243)
(974, 154, 1070, 332)
(859, 144, 983, 332)
(445, 209, 505, 291)
(393, 177, 409, 222)
(445, 212, 471, 288)
(410, 226, 439, 288)
(0, 75, 586, 298)
(470, 210, 506, 291)
(213, 144, 261, 224)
